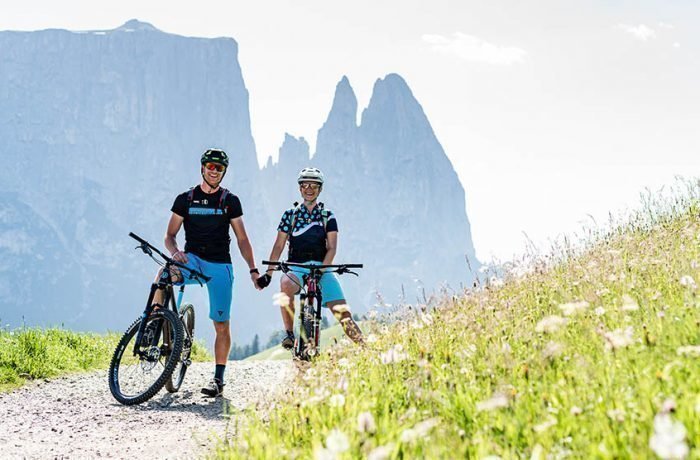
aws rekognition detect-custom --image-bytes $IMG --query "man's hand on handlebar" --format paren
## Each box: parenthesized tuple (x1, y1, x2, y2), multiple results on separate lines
(172, 250, 189, 264)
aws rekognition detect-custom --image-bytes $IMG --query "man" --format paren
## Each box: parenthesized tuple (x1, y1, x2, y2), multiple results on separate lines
(153, 148, 261, 397)
(257, 167, 363, 348)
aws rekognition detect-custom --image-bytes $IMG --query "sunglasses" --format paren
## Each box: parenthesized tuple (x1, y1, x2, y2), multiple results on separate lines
(299, 183, 321, 191)
(204, 163, 226, 172)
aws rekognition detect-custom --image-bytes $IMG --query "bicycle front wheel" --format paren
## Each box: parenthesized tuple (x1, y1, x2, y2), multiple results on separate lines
(295, 296, 316, 361)
(166, 304, 195, 393)
(108, 309, 184, 405)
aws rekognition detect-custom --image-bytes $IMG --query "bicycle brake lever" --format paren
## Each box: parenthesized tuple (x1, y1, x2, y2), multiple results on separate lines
(346, 270, 359, 277)
(135, 244, 152, 256)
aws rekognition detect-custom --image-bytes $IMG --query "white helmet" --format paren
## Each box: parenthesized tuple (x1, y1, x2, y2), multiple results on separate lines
(297, 167, 325, 185)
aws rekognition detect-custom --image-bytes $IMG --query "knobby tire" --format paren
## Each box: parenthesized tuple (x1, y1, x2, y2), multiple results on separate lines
(108, 309, 184, 405)
(166, 304, 195, 393)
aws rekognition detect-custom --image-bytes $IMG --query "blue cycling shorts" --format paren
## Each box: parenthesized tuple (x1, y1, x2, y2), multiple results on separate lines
(286, 260, 346, 308)
(173, 253, 233, 322)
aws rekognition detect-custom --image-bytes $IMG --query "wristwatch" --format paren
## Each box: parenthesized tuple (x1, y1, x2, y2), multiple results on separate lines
(250, 268, 260, 274)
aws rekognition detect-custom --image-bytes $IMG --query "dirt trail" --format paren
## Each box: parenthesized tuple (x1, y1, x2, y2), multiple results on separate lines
(0, 360, 295, 459)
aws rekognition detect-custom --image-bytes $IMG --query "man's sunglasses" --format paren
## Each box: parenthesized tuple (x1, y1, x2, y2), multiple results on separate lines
(204, 162, 226, 172)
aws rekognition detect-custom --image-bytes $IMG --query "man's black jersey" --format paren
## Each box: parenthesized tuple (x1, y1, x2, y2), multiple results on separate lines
(277, 203, 338, 263)
(171, 186, 243, 263)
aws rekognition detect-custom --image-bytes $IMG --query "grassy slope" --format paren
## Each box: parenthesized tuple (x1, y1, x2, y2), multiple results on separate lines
(218, 185, 700, 459)
(245, 323, 364, 361)
(0, 327, 211, 392)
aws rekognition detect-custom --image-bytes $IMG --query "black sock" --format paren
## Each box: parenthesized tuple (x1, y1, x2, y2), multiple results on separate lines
(215, 364, 225, 382)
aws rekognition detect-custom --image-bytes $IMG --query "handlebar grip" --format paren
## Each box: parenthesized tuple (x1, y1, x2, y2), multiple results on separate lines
(343, 264, 363, 268)
(129, 232, 148, 245)
(262, 260, 281, 265)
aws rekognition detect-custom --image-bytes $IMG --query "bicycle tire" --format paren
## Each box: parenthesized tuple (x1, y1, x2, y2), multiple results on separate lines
(295, 296, 316, 361)
(108, 309, 184, 405)
(166, 304, 195, 393)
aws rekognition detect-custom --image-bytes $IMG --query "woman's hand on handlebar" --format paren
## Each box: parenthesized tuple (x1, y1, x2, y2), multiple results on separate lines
(172, 250, 189, 264)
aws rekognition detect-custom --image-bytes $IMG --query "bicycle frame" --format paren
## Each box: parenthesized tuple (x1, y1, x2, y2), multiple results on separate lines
(262, 260, 363, 359)
(128, 233, 207, 358)
(298, 270, 325, 355)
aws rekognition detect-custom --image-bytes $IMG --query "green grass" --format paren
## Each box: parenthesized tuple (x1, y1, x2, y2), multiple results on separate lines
(0, 327, 211, 392)
(216, 179, 700, 459)
(245, 323, 365, 361)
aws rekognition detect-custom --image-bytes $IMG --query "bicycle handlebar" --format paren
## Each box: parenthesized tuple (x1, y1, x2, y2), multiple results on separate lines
(262, 260, 363, 270)
(129, 232, 211, 283)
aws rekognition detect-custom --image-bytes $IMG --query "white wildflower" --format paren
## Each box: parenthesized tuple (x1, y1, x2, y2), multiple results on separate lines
(603, 327, 635, 350)
(533, 417, 557, 433)
(400, 428, 418, 443)
(314, 447, 335, 460)
(649, 413, 689, 460)
(366, 333, 378, 343)
(329, 394, 345, 408)
(676, 345, 700, 357)
(399, 406, 417, 422)
(558, 300, 589, 316)
(621, 294, 639, 311)
(367, 310, 378, 320)
(489, 276, 504, 288)
(337, 358, 350, 368)
(542, 341, 563, 359)
(570, 406, 583, 416)
(410, 320, 424, 330)
(367, 444, 394, 460)
(535, 315, 567, 333)
(531, 444, 544, 460)
(325, 429, 350, 454)
(661, 398, 677, 413)
(679, 275, 696, 290)
(502, 342, 512, 353)
(607, 408, 625, 422)
(476, 393, 509, 412)
(380, 344, 408, 364)
(413, 417, 441, 437)
(272, 292, 290, 307)
(337, 376, 349, 392)
(357, 411, 376, 434)
(420, 313, 434, 325)
(594, 306, 606, 316)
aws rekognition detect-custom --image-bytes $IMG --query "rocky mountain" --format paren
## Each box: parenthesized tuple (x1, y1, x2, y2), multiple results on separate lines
(0, 20, 478, 345)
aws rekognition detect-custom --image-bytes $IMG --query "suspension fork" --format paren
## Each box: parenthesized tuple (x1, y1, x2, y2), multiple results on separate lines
(313, 275, 323, 350)
(132, 279, 172, 356)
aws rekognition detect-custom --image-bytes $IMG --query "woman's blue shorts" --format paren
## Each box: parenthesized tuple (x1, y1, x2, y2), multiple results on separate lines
(286, 260, 346, 307)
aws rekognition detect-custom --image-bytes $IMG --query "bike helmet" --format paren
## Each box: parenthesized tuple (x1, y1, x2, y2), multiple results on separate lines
(200, 148, 229, 168)
(297, 167, 324, 185)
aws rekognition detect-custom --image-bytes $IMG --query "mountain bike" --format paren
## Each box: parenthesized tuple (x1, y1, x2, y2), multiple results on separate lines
(262, 260, 362, 361)
(108, 232, 209, 406)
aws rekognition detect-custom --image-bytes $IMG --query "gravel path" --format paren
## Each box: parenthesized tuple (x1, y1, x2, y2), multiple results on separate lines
(0, 360, 296, 459)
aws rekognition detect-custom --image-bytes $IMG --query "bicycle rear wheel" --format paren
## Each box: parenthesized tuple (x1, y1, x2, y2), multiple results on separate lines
(295, 296, 316, 361)
(108, 309, 184, 405)
(166, 304, 195, 393)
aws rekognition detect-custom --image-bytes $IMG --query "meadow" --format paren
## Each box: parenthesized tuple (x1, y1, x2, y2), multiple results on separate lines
(218, 180, 699, 459)
(0, 326, 210, 392)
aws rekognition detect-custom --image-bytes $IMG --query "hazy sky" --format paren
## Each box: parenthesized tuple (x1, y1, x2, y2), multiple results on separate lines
(2, 0, 698, 262)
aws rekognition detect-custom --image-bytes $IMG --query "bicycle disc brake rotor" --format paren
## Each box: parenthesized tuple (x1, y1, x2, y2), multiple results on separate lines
(140, 346, 161, 371)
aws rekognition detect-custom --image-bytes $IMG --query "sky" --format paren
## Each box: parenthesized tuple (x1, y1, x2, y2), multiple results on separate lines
(2, 0, 698, 263)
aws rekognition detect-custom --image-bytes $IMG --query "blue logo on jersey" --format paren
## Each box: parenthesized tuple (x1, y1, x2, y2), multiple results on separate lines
(189, 208, 224, 215)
